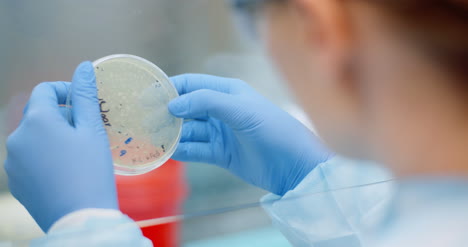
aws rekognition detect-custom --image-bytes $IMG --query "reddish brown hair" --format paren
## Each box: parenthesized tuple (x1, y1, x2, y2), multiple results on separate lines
(370, 0, 468, 79)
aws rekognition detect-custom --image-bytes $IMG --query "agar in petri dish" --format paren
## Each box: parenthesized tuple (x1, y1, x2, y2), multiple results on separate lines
(67, 54, 183, 175)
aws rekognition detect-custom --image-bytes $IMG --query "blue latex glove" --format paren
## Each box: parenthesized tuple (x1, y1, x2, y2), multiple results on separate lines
(5, 62, 118, 232)
(169, 74, 333, 196)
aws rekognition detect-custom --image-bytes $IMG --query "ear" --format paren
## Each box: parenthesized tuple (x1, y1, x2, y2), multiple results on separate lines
(292, 0, 354, 80)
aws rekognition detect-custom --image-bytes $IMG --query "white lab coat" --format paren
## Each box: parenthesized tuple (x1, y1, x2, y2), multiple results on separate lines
(262, 156, 394, 247)
(31, 156, 468, 246)
(30, 210, 152, 247)
(262, 157, 468, 247)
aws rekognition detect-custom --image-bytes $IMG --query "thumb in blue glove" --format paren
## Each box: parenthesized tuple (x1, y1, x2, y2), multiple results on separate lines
(169, 74, 334, 196)
(5, 62, 118, 232)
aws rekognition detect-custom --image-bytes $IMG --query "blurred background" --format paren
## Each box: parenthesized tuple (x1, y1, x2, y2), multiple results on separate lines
(0, 0, 302, 245)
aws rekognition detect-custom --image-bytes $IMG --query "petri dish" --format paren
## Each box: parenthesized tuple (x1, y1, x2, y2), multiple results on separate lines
(67, 54, 183, 175)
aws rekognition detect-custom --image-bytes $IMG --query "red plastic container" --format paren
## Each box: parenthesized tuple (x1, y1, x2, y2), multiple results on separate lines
(116, 160, 187, 247)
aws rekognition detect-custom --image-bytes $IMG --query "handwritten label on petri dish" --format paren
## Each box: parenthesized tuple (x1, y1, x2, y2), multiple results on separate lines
(93, 54, 182, 175)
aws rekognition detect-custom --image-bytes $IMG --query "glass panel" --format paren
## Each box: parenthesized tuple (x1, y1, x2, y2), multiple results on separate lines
(0, 180, 396, 246)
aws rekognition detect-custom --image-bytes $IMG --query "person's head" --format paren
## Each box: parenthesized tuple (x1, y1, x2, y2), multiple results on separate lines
(236, 0, 468, 175)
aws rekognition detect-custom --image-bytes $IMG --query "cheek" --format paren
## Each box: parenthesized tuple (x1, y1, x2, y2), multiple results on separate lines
(262, 24, 367, 158)
(262, 13, 317, 106)
(262, 19, 329, 117)
(260, 8, 370, 157)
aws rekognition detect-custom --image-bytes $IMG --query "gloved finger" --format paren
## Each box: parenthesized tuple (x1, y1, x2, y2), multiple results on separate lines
(180, 120, 214, 143)
(171, 74, 244, 95)
(4, 159, 21, 202)
(22, 102, 29, 115)
(171, 142, 217, 164)
(23, 81, 70, 115)
(71, 61, 102, 129)
(25, 82, 71, 117)
(169, 89, 248, 129)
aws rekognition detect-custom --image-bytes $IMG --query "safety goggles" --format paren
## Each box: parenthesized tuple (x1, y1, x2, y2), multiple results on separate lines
(229, 0, 285, 38)
(231, 0, 276, 12)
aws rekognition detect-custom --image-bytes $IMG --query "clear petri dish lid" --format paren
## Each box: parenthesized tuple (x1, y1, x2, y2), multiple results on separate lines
(66, 54, 183, 175)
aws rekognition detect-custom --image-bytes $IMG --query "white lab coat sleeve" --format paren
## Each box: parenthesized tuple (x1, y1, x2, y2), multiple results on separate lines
(30, 209, 153, 247)
(261, 156, 394, 247)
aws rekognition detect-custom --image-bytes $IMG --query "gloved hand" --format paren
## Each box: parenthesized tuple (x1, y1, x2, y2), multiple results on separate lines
(169, 74, 334, 196)
(5, 62, 118, 232)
